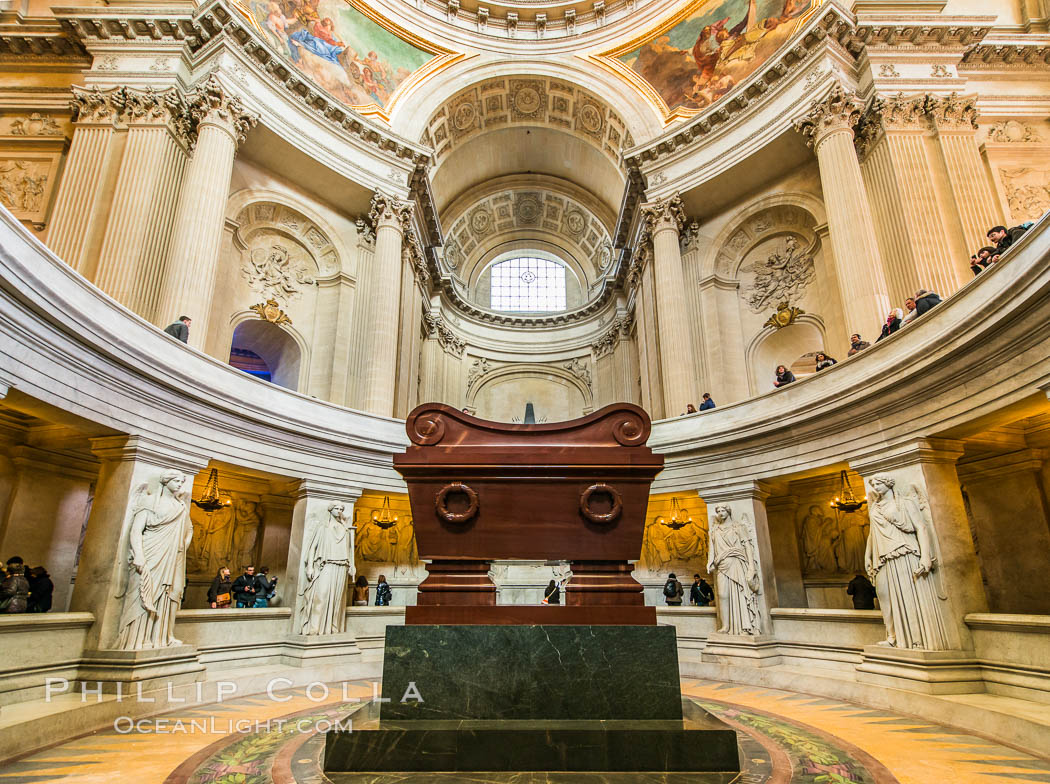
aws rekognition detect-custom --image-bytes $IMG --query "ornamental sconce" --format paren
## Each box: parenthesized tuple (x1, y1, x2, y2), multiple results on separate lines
(657, 496, 693, 530)
(370, 496, 399, 529)
(829, 470, 867, 514)
(192, 468, 232, 513)
(764, 302, 805, 330)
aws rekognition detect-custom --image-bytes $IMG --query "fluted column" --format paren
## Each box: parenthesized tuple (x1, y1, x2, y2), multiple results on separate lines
(929, 94, 1004, 254)
(94, 87, 191, 317)
(795, 86, 891, 339)
(155, 77, 257, 349)
(46, 87, 125, 276)
(362, 192, 410, 416)
(639, 195, 698, 417)
(859, 94, 966, 302)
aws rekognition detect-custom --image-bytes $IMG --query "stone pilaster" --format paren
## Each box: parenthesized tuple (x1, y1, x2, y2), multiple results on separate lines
(764, 494, 806, 608)
(154, 76, 257, 349)
(928, 94, 1004, 255)
(69, 435, 209, 652)
(697, 275, 748, 404)
(850, 438, 986, 693)
(639, 194, 698, 418)
(46, 86, 126, 277)
(361, 192, 411, 416)
(94, 87, 191, 318)
(859, 94, 965, 303)
(795, 85, 891, 340)
(395, 237, 427, 417)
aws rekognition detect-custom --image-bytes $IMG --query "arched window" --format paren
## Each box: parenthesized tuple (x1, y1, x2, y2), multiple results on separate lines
(228, 320, 301, 391)
(489, 256, 567, 312)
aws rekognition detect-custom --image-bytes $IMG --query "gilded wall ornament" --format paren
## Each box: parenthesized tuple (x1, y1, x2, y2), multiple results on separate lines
(249, 299, 293, 326)
(763, 302, 805, 330)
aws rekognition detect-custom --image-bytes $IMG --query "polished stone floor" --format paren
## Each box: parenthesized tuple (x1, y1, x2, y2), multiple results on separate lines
(1, 678, 1049, 783)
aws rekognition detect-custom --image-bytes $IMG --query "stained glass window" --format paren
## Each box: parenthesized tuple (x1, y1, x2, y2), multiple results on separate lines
(489, 256, 567, 312)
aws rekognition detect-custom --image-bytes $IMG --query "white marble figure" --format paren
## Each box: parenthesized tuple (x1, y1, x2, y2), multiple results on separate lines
(707, 505, 762, 635)
(114, 470, 192, 650)
(297, 502, 355, 636)
(865, 476, 951, 650)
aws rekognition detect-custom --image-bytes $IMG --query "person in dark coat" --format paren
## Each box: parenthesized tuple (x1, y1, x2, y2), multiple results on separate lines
(231, 565, 257, 608)
(814, 352, 837, 371)
(877, 309, 903, 341)
(846, 573, 877, 610)
(847, 334, 870, 356)
(971, 246, 997, 275)
(698, 393, 716, 411)
(0, 563, 30, 613)
(543, 579, 560, 605)
(773, 365, 795, 388)
(208, 567, 233, 608)
(912, 289, 942, 316)
(163, 316, 192, 343)
(663, 572, 684, 606)
(689, 574, 714, 606)
(375, 574, 393, 606)
(26, 567, 53, 612)
(254, 566, 278, 607)
(987, 224, 1029, 257)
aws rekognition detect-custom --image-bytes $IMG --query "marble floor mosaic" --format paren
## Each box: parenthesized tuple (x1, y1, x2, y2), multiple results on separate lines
(0, 678, 1048, 784)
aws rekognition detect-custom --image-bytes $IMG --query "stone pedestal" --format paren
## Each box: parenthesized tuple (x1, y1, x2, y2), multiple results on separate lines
(702, 633, 782, 667)
(856, 645, 984, 694)
(567, 560, 644, 606)
(282, 632, 360, 667)
(77, 645, 204, 693)
(414, 559, 496, 606)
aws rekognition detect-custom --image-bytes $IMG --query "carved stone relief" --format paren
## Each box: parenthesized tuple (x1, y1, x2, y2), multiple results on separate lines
(563, 356, 592, 389)
(354, 507, 421, 577)
(799, 504, 869, 577)
(987, 120, 1041, 144)
(999, 167, 1050, 223)
(0, 155, 60, 223)
(740, 235, 815, 314)
(242, 242, 316, 303)
(7, 113, 63, 136)
(188, 495, 263, 575)
(467, 357, 494, 388)
(639, 512, 709, 576)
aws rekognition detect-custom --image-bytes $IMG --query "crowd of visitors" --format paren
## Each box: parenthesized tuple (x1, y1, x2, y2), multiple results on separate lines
(0, 556, 52, 613)
(970, 223, 1033, 276)
(207, 564, 278, 608)
(682, 393, 716, 415)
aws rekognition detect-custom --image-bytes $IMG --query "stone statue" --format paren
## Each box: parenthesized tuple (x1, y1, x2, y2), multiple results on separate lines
(296, 502, 355, 636)
(707, 505, 762, 635)
(114, 470, 192, 650)
(800, 504, 836, 574)
(865, 476, 951, 650)
(230, 498, 262, 569)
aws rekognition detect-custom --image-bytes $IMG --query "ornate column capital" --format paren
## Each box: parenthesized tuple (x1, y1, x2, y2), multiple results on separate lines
(854, 92, 931, 157)
(424, 313, 466, 356)
(794, 84, 865, 149)
(927, 92, 979, 132)
(403, 233, 430, 287)
(70, 85, 126, 126)
(368, 191, 413, 234)
(187, 75, 258, 145)
(639, 193, 686, 238)
(123, 86, 194, 146)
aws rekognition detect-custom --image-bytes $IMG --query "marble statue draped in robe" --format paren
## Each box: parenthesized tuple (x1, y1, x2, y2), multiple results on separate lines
(115, 470, 192, 650)
(865, 476, 951, 650)
(707, 505, 761, 635)
(296, 502, 355, 636)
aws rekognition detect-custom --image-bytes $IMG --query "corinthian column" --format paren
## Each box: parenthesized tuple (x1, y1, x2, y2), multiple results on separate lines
(94, 87, 191, 318)
(928, 94, 1004, 254)
(46, 86, 126, 277)
(362, 192, 411, 416)
(639, 195, 698, 418)
(154, 77, 257, 349)
(795, 86, 891, 339)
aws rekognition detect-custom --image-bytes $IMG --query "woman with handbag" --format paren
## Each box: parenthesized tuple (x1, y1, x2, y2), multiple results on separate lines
(208, 567, 233, 609)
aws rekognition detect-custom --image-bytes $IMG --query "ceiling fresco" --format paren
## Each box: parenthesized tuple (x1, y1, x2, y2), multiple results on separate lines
(594, 0, 816, 121)
(239, 0, 462, 119)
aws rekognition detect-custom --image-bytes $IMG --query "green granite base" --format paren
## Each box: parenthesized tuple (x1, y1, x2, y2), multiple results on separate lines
(380, 625, 683, 721)
(323, 700, 739, 773)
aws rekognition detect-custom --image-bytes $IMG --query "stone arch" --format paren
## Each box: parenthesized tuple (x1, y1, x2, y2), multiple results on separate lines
(700, 192, 827, 280)
(466, 362, 594, 422)
(745, 314, 828, 396)
(228, 310, 311, 392)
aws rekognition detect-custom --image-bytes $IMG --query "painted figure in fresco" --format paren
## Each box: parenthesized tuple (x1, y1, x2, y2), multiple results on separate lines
(707, 505, 761, 635)
(865, 476, 952, 650)
(115, 471, 192, 650)
(296, 502, 354, 635)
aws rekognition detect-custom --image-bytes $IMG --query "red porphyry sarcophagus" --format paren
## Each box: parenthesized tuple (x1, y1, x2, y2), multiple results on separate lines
(393, 403, 664, 624)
